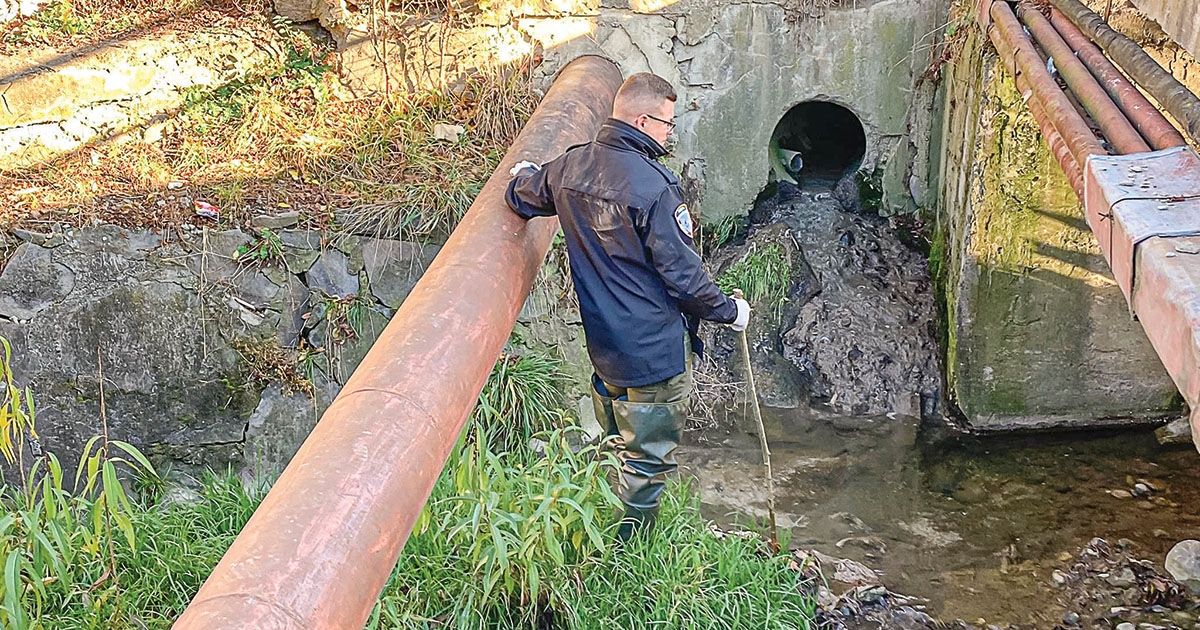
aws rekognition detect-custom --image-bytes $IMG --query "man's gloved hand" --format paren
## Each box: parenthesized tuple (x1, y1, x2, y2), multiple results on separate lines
(509, 161, 541, 177)
(730, 297, 751, 332)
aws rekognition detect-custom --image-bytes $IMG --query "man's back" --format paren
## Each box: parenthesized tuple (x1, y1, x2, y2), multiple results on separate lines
(507, 119, 736, 388)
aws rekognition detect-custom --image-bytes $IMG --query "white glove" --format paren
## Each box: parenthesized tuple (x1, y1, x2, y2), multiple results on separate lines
(509, 160, 541, 177)
(730, 297, 751, 332)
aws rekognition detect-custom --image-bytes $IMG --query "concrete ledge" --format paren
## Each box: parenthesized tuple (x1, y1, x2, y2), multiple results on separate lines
(0, 29, 278, 171)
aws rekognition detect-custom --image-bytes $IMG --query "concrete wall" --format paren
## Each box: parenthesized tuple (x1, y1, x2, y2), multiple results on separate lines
(932, 28, 1180, 430)
(0, 30, 275, 171)
(1130, 0, 1200, 58)
(513, 0, 945, 222)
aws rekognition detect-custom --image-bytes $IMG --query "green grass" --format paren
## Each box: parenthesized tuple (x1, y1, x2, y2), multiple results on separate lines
(717, 244, 792, 323)
(373, 427, 816, 629)
(701, 214, 746, 257)
(0, 339, 813, 629)
(1, 428, 813, 629)
(473, 353, 565, 453)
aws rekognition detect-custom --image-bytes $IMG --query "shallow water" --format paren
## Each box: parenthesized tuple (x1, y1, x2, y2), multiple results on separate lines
(680, 409, 1200, 626)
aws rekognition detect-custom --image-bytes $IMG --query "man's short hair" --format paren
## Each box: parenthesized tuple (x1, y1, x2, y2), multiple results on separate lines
(613, 73, 677, 121)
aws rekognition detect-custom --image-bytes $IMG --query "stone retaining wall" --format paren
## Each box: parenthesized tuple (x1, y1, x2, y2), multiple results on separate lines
(0, 222, 439, 482)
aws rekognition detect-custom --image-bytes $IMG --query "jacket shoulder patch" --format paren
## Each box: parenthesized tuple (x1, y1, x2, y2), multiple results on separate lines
(674, 203, 694, 238)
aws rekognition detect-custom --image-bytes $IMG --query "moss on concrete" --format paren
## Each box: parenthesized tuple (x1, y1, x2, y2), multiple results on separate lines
(940, 53, 1178, 428)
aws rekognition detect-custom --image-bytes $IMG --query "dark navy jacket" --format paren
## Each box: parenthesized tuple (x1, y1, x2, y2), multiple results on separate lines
(505, 119, 737, 387)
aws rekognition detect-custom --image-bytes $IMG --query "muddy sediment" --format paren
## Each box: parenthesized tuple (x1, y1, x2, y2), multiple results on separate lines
(698, 179, 941, 435)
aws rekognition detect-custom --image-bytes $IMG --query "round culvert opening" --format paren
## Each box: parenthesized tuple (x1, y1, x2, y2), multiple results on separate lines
(769, 101, 866, 184)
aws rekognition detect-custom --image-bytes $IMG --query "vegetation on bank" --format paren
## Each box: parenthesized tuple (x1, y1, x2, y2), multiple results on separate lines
(1, 10, 536, 244)
(0, 340, 815, 629)
(717, 243, 792, 323)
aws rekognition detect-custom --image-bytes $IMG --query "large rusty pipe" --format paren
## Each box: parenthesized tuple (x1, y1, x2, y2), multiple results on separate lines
(1016, 1, 1150, 154)
(988, 18, 1087, 196)
(1048, 0, 1200, 145)
(986, 1, 1107, 166)
(1029, 95, 1085, 198)
(1049, 7, 1187, 150)
(172, 55, 623, 630)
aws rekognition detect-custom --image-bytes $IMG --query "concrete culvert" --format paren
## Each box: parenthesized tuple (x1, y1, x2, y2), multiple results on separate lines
(769, 101, 867, 185)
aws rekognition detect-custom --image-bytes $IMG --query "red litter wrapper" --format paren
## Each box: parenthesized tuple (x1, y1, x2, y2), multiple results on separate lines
(194, 200, 220, 221)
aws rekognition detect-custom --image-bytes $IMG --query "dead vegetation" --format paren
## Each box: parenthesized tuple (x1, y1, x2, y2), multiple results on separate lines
(0, 0, 270, 51)
(0, 16, 540, 242)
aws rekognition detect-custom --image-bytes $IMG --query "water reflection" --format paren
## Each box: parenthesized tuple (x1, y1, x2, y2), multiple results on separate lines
(680, 410, 1200, 624)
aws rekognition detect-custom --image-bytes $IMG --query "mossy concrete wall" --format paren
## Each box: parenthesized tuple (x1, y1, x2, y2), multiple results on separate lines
(509, 0, 944, 222)
(932, 29, 1179, 430)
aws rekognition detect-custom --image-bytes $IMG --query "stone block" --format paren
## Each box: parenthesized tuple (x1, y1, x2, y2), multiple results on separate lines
(306, 248, 359, 299)
(0, 244, 75, 321)
(241, 371, 340, 482)
(360, 238, 438, 308)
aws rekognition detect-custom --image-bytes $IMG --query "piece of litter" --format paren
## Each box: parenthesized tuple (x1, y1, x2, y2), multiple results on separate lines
(1175, 243, 1200, 255)
(433, 122, 466, 143)
(167, 181, 185, 190)
(194, 200, 220, 221)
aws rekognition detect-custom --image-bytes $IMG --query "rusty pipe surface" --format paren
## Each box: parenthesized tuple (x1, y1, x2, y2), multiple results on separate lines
(1016, 1, 1150, 154)
(986, 1, 1107, 166)
(1029, 95, 1085, 198)
(1048, 0, 1200, 146)
(172, 55, 623, 630)
(991, 21, 1086, 196)
(1049, 7, 1187, 150)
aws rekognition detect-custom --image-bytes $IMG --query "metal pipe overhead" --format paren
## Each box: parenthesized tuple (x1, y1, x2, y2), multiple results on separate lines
(1049, 7, 1187, 150)
(985, 0, 1108, 166)
(1029, 95, 1085, 198)
(172, 55, 623, 630)
(1048, 0, 1200, 145)
(987, 15, 1086, 196)
(1016, 1, 1151, 154)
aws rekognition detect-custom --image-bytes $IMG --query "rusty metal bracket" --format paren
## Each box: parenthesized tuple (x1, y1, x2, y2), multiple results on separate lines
(1084, 147, 1200, 300)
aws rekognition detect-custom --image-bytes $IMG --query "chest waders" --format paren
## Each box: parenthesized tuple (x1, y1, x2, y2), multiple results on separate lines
(590, 357, 691, 542)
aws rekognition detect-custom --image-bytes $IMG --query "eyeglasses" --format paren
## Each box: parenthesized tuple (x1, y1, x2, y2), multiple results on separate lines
(644, 113, 676, 131)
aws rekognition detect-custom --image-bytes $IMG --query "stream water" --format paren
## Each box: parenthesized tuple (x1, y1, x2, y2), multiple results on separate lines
(681, 410, 1200, 626)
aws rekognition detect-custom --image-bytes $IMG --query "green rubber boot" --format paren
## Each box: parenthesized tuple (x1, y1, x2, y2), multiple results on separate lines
(610, 397, 688, 540)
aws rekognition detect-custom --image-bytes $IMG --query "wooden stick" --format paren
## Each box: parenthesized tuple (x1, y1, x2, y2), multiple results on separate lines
(733, 289, 779, 552)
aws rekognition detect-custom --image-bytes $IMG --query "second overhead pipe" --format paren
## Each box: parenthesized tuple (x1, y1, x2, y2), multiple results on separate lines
(984, 0, 1107, 167)
(1015, 0, 1150, 154)
(1048, 7, 1187, 150)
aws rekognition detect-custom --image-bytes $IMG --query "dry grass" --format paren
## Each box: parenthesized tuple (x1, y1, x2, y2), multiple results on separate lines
(690, 354, 745, 433)
(0, 36, 541, 241)
(232, 336, 314, 396)
(0, 0, 269, 51)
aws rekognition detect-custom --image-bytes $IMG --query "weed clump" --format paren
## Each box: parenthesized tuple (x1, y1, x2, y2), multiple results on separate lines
(717, 243, 793, 323)
(231, 336, 313, 396)
(473, 352, 564, 453)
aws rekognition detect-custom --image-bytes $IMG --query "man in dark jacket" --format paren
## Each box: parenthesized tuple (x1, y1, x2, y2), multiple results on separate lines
(505, 72, 750, 540)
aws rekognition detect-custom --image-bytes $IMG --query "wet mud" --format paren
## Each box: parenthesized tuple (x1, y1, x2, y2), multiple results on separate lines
(689, 181, 1200, 627)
